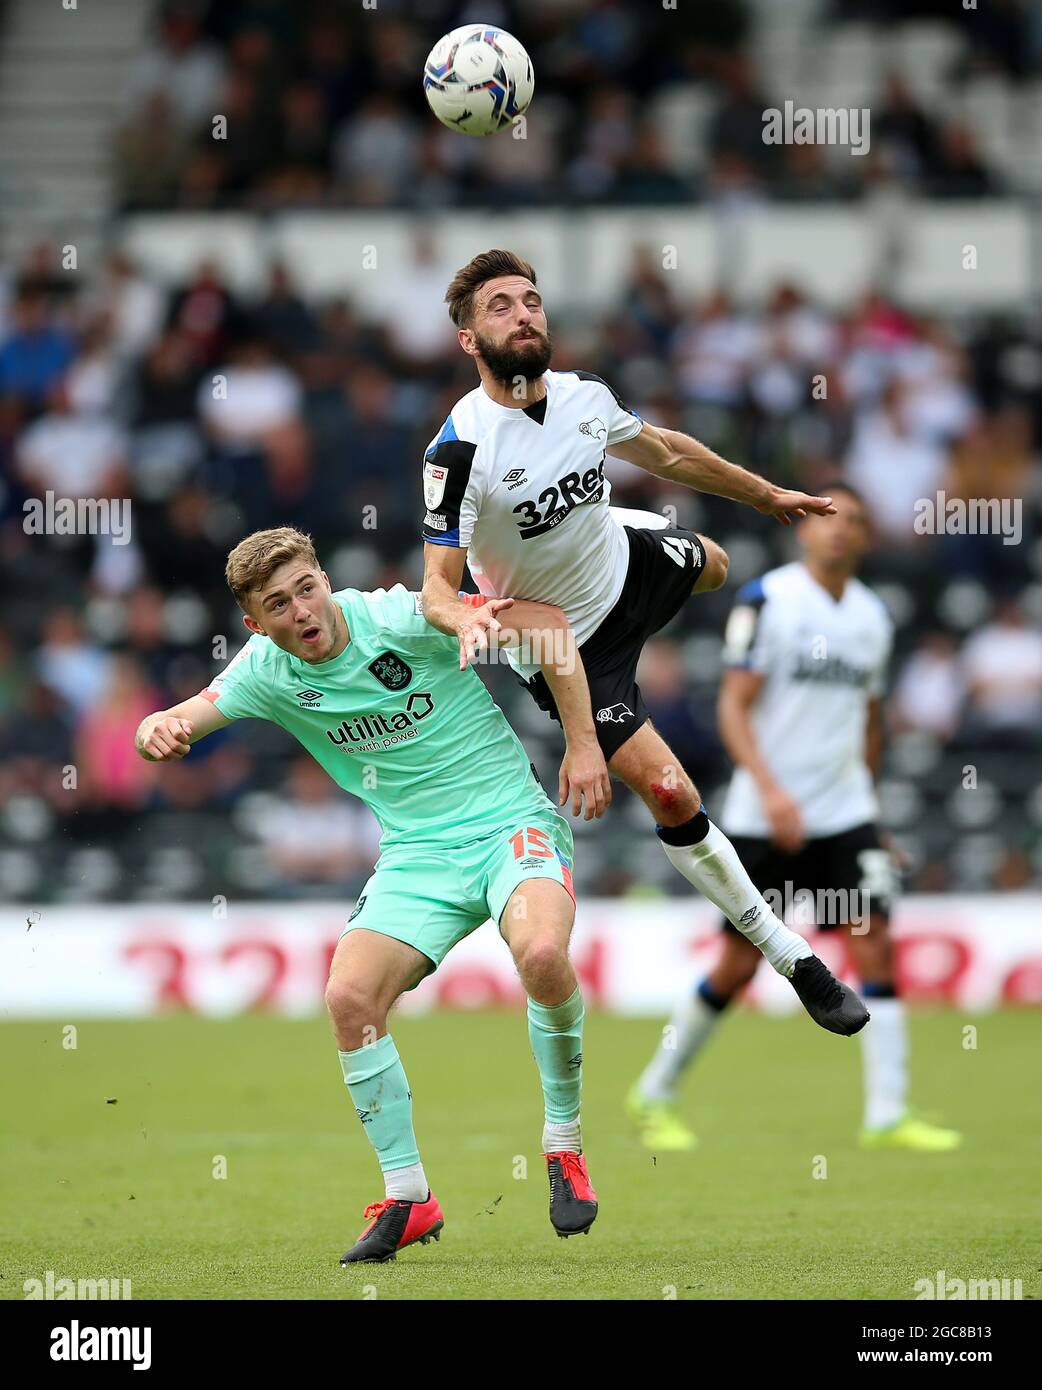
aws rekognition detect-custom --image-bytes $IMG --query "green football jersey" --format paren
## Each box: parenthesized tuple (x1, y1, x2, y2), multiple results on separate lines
(204, 585, 554, 849)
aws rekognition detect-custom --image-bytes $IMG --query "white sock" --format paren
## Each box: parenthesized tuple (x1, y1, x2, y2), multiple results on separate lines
(543, 1117, 582, 1154)
(659, 818, 813, 977)
(860, 996, 908, 1130)
(384, 1161, 429, 1202)
(638, 984, 728, 1102)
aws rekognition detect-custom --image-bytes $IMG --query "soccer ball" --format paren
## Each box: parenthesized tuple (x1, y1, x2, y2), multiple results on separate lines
(423, 24, 534, 137)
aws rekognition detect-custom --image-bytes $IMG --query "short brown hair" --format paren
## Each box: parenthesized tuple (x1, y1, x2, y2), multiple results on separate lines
(444, 248, 537, 328)
(225, 527, 320, 610)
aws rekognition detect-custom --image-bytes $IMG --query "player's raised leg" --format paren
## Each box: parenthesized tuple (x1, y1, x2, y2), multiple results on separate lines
(628, 930, 760, 1150)
(326, 929, 445, 1263)
(609, 723, 869, 1035)
(851, 915, 961, 1152)
(499, 877, 598, 1237)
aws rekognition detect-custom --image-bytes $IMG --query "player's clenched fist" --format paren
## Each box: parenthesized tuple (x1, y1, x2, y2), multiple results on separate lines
(136, 716, 193, 761)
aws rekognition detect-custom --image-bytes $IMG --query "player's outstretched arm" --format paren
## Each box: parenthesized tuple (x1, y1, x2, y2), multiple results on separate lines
(134, 694, 232, 762)
(497, 601, 611, 821)
(610, 422, 836, 525)
(422, 542, 514, 670)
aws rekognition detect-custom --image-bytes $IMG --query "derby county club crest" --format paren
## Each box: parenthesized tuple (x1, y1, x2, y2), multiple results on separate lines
(368, 651, 413, 690)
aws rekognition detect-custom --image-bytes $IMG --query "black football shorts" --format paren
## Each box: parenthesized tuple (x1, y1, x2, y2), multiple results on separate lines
(523, 522, 706, 759)
(722, 822, 895, 932)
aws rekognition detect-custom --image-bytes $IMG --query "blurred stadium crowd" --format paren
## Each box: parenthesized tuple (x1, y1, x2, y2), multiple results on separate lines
(115, 0, 1042, 213)
(1, 0, 1041, 907)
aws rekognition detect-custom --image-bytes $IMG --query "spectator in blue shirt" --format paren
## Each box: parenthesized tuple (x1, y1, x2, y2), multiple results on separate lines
(0, 292, 75, 408)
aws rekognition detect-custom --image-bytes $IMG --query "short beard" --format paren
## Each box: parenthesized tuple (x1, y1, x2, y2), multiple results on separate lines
(472, 326, 553, 388)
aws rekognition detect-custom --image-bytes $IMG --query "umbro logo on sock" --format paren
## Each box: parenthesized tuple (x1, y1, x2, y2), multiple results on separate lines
(355, 1108, 372, 1124)
(568, 1052, 583, 1070)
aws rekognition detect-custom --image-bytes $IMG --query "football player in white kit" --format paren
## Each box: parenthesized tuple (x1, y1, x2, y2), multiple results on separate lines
(629, 484, 962, 1152)
(419, 249, 870, 1208)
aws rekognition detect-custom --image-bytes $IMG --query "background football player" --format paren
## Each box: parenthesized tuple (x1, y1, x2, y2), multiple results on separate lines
(629, 485, 962, 1153)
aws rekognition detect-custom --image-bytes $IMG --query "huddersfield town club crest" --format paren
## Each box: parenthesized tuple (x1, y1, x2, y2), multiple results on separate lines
(368, 651, 412, 690)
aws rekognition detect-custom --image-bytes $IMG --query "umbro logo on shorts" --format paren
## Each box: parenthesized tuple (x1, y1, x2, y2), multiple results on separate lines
(596, 703, 633, 724)
(296, 688, 323, 706)
(661, 536, 699, 568)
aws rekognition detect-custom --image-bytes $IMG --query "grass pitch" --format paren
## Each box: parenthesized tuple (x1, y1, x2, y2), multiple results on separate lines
(1, 1009, 1038, 1300)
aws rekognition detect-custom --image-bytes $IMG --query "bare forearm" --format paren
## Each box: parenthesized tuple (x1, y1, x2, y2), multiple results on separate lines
(718, 694, 780, 794)
(421, 572, 472, 635)
(538, 625, 599, 749)
(135, 695, 229, 761)
(649, 428, 773, 507)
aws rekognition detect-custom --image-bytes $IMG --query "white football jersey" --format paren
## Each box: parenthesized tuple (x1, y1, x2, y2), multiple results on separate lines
(720, 562, 893, 838)
(421, 369, 645, 676)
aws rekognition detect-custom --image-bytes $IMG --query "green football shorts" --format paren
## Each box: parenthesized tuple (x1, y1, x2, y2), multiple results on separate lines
(339, 810, 575, 982)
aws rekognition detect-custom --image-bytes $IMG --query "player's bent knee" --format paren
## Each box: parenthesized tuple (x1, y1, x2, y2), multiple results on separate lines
(512, 933, 570, 987)
(693, 536, 729, 594)
(646, 776, 701, 823)
(324, 976, 381, 1032)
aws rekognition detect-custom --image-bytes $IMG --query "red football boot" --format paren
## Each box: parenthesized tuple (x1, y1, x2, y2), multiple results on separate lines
(340, 1190, 444, 1264)
(545, 1151, 598, 1237)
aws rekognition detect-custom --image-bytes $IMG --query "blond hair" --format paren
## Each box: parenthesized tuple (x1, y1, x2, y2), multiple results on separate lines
(225, 527, 320, 610)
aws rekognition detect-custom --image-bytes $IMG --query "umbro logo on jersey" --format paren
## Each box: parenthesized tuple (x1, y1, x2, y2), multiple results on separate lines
(661, 536, 699, 568)
(503, 468, 527, 489)
(296, 688, 323, 706)
(596, 703, 633, 724)
(368, 651, 412, 691)
(578, 416, 607, 441)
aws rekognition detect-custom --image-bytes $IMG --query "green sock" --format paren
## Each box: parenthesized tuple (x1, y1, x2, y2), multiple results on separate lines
(338, 1033, 420, 1172)
(527, 986, 584, 1124)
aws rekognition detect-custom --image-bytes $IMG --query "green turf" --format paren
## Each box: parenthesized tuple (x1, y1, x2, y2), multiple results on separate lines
(1, 1009, 1038, 1300)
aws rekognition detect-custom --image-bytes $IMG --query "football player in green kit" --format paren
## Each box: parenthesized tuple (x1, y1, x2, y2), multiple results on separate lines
(134, 527, 610, 1263)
